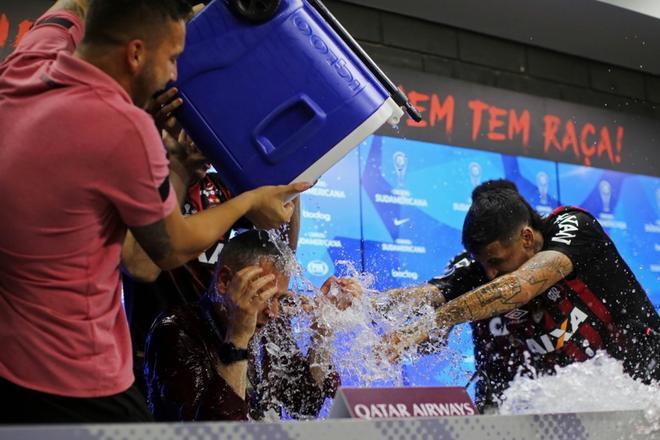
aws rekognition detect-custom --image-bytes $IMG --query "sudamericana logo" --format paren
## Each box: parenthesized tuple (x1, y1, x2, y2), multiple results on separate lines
(307, 260, 330, 276)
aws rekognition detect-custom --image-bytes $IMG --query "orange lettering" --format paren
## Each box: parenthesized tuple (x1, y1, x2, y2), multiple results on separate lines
(487, 105, 507, 141)
(0, 14, 9, 48)
(406, 90, 429, 128)
(508, 109, 530, 146)
(615, 126, 624, 164)
(469, 99, 489, 141)
(580, 123, 597, 166)
(543, 115, 561, 152)
(561, 120, 580, 158)
(597, 127, 615, 164)
(13, 19, 33, 48)
(429, 94, 454, 136)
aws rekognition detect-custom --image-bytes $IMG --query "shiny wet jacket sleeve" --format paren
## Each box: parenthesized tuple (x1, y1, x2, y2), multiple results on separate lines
(144, 312, 249, 421)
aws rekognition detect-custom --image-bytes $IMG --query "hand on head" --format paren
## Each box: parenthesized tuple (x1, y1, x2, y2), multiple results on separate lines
(222, 265, 279, 347)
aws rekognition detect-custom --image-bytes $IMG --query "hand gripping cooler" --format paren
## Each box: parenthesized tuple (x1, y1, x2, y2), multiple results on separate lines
(174, 0, 421, 195)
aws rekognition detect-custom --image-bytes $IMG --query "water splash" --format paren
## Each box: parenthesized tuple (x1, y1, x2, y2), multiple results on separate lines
(256, 232, 444, 415)
(499, 352, 660, 434)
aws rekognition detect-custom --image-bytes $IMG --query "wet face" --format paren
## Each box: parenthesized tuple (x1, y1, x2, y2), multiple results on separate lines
(132, 19, 185, 107)
(255, 259, 290, 327)
(475, 226, 538, 280)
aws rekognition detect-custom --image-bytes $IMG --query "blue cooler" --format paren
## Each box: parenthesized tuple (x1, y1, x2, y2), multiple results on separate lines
(174, 0, 420, 195)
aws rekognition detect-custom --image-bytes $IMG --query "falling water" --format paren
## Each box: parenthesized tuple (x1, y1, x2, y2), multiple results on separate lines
(258, 231, 445, 417)
(262, 231, 659, 430)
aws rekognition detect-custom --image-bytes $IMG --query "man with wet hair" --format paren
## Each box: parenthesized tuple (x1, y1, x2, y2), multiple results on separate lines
(0, 0, 306, 423)
(389, 179, 660, 386)
(144, 230, 359, 421)
(381, 180, 541, 411)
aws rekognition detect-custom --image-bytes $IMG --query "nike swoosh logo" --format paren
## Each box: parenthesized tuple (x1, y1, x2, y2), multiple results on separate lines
(393, 218, 410, 226)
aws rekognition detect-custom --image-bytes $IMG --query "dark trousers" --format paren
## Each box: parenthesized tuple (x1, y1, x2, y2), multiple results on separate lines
(0, 376, 154, 424)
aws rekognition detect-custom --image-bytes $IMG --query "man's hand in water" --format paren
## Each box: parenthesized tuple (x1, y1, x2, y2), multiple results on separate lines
(382, 324, 431, 363)
(319, 276, 363, 311)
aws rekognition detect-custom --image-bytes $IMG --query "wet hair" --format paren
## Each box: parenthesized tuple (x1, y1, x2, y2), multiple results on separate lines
(217, 230, 287, 273)
(471, 179, 518, 202)
(463, 181, 543, 255)
(82, 0, 192, 46)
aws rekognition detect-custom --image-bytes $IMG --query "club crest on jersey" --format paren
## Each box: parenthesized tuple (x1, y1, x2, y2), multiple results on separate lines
(551, 213, 579, 245)
(526, 307, 588, 355)
(547, 286, 562, 302)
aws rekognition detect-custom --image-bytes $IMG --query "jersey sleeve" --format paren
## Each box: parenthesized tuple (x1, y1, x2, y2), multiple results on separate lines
(543, 209, 606, 274)
(428, 252, 488, 302)
(13, 10, 84, 56)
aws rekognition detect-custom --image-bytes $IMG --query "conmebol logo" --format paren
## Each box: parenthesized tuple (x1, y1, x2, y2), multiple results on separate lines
(307, 260, 329, 276)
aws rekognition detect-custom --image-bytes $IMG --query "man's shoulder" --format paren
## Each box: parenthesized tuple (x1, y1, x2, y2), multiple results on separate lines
(149, 304, 202, 337)
(76, 94, 161, 152)
(546, 206, 597, 224)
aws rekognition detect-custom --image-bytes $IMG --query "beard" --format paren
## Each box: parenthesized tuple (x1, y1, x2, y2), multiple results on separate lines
(132, 62, 162, 108)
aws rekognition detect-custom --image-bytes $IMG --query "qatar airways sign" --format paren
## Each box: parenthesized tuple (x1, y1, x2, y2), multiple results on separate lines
(329, 386, 478, 419)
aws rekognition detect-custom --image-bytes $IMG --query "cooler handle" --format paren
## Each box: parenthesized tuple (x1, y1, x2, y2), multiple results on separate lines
(253, 94, 327, 164)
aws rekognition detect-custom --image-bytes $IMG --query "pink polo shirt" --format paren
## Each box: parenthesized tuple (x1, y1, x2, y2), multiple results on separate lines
(0, 11, 177, 397)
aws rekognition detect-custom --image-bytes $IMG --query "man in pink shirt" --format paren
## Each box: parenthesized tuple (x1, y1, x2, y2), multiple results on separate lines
(0, 0, 307, 423)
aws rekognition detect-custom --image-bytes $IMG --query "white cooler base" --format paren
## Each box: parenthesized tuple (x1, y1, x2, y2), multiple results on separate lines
(291, 97, 403, 188)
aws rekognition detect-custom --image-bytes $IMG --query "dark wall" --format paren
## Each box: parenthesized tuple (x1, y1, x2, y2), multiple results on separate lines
(4, 0, 659, 121)
(324, 0, 660, 121)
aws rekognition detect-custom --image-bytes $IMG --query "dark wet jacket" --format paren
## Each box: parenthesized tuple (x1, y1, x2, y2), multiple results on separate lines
(144, 296, 340, 421)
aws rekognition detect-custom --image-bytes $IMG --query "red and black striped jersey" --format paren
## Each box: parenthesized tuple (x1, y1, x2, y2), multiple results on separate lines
(521, 206, 659, 381)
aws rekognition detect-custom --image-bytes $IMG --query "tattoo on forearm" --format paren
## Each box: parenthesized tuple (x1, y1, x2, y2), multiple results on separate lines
(437, 276, 522, 326)
(130, 218, 172, 263)
(475, 276, 522, 306)
(435, 250, 572, 327)
(382, 284, 444, 314)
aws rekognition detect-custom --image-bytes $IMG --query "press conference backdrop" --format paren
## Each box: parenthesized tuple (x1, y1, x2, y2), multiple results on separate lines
(297, 134, 660, 391)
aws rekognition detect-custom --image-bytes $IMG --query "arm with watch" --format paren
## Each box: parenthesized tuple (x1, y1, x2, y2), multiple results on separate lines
(143, 265, 276, 422)
(213, 266, 280, 400)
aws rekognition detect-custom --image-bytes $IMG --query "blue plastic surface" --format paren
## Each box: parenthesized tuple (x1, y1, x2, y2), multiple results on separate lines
(174, 0, 390, 195)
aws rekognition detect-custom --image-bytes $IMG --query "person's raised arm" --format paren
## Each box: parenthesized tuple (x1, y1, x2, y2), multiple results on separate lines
(215, 266, 280, 400)
(131, 182, 308, 271)
(121, 128, 208, 281)
(434, 250, 572, 327)
(378, 283, 445, 314)
(383, 250, 573, 362)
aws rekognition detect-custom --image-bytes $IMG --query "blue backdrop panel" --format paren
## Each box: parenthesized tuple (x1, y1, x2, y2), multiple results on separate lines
(359, 136, 495, 291)
(357, 136, 560, 391)
(297, 149, 363, 287)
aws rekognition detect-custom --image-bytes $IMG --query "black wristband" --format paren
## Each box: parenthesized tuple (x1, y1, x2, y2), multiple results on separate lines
(218, 342, 249, 364)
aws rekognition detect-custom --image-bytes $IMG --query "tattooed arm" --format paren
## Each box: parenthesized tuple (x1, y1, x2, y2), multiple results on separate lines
(435, 250, 573, 327)
(383, 250, 573, 362)
(378, 283, 446, 313)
